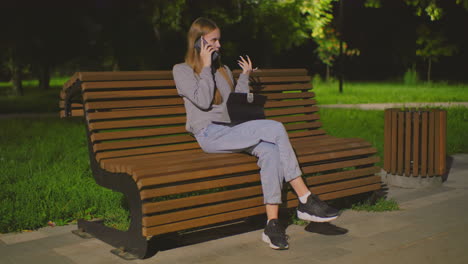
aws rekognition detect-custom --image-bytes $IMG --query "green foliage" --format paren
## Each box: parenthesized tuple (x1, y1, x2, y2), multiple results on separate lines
(298, 1, 359, 70)
(364, 0, 382, 8)
(314, 26, 360, 67)
(146, 0, 187, 32)
(246, 0, 309, 52)
(403, 67, 420, 85)
(299, 0, 337, 39)
(416, 25, 457, 62)
(365, 0, 468, 20)
(351, 197, 400, 212)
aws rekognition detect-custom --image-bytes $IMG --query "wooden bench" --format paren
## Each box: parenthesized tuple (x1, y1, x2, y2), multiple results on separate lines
(60, 68, 382, 259)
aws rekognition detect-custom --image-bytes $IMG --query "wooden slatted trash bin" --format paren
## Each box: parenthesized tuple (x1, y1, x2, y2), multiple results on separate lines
(383, 108, 446, 188)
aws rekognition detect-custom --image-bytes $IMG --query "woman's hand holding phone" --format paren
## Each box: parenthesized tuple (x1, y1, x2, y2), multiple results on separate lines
(238, 55, 256, 75)
(199, 37, 215, 68)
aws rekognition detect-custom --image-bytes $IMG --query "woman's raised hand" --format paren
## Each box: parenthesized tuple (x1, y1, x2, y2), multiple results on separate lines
(238, 55, 255, 75)
(200, 37, 215, 68)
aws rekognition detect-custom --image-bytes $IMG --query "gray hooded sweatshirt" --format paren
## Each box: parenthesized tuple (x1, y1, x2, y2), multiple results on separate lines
(172, 63, 250, 135)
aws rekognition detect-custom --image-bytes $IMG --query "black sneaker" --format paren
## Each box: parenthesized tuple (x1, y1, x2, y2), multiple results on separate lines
(297, 194, 340, 222)
(262, 219, 289, 250)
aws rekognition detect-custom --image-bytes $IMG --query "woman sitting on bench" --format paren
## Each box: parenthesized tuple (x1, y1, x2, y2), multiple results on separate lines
(172, 17, 339, 250)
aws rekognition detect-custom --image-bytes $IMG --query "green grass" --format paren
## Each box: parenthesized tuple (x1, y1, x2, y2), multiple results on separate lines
(313, 81, 468, 104)
(0, 78, 67, 113)
(351, 197, 400, 212)
(0, 117, 129, 233)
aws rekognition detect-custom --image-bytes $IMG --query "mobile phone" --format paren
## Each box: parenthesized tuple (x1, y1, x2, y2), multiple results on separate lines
(194, 37, 219, 61)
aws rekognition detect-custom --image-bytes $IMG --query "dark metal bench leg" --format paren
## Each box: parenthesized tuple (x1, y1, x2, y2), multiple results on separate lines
(74, 218, 148, 260)
(70, 128, 155, 259)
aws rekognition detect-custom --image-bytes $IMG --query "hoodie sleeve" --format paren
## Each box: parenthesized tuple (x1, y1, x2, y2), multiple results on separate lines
(223, 65, 250, 93)
(173, 64, 215, 110)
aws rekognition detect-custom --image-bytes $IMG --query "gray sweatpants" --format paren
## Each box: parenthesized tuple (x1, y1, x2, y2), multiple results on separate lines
(194, 119, 302, 204)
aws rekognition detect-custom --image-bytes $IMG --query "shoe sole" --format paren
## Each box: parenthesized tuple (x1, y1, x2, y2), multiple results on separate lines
(262, 232, 289, 250)
(297, 210, 338, 222)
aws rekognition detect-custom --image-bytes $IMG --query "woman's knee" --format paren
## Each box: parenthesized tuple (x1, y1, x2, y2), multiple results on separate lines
(251, 142, 279, 160)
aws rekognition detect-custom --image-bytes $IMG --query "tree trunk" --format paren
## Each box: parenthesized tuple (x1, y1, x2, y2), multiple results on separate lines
(11, 60, 24, 96)
(326, 65, 330, 82)
(427, 58, 432, 82)
(38, 64, 50, 90)
(262, 31, 273, 68)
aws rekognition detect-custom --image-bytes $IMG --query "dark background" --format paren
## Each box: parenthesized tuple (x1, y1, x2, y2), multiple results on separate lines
(0, 0, 467, 84)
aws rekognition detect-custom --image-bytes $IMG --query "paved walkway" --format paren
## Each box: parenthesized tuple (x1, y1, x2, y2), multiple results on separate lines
(1, 153, 467, 264)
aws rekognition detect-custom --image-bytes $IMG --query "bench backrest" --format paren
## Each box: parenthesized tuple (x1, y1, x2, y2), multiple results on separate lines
(62, 69, 324, 164)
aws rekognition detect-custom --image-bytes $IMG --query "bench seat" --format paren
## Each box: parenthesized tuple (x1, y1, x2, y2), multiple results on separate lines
(60, 68, 381, 259)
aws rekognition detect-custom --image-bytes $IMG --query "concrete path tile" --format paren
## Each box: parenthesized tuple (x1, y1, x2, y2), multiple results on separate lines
(0, 231, 49, 245)
(54, 239, 128, 264)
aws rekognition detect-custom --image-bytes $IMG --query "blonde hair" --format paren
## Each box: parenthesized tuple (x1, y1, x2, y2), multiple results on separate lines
(185, 17, 229, 105)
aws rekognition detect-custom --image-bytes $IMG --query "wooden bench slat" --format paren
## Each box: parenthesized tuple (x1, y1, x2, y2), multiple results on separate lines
(235, 68, 308, 77)
(123, 136, 353, 174)
(90, 119, 321, 152)
(143, 195, 265, 227)
(137, 154, 378, 195)
(93, 134, 194, 152)
(284, 122, 321, 131)
(91, 126, 187, 142)
(119, 138, 368, 177)
(253, 83, 311, 92)
(83, 90, 313, 103)
(265, 106, 318, 116)
(82, 81, 310, 93)
(118, 152, 252, 175)
(138, 147, 377, 200)
(83, 89, 179, 101)
(89, 116, 186, 131)
(96, 129, 326, 161)
(95, 142, 201, 162)
(265, 99, 316, 108)
(119, 137, 363, 173)
(89, 114, 316, 131)
(141, 174, 261, 203)
(101, 136, 336, 169)
(87, 105, 318, 122)
(319, 183, 382, 203)
(302, 156, 380, 175)
(59, 101, 83, 108)
(142, 185, 263, 214)
(141, 166, 379, 215)
(87, 106, 186, 121)
(60, 109, 84, 118)
(85, 97, 315, 111)
(85, 98, 184, 110)
(82, 80, 175, 90)
(288, 130, 326, 138)
(252, 76, 311, 83)
(263, 92, 314, 100)
(142, 175, 380, 236)
(272, 115, 321, 124)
